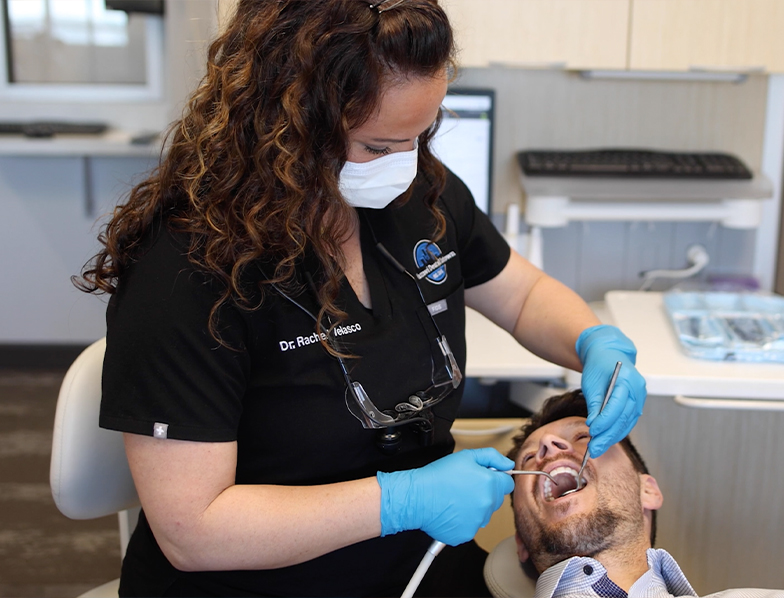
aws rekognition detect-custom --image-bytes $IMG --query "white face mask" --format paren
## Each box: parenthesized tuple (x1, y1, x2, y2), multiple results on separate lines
(338, 143, 419, 209)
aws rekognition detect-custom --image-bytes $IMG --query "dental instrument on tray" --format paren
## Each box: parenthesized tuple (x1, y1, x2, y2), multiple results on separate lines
(561, 360, 622, 497)
(400, 469, 556, 597)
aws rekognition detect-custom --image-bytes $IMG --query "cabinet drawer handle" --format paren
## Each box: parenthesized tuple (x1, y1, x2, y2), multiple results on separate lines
(673, 394, 784, 412)
(488, 60, 567, 70)
(451, 424, 517, 437)
(689, 65, 765, 74)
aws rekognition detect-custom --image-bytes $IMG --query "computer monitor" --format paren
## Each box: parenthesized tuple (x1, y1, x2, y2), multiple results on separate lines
(431, 87, 495, 214)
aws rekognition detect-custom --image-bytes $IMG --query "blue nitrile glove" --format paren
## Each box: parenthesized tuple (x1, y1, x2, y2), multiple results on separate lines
(576, 324, 647, 458)
(377, 448, 515, 546)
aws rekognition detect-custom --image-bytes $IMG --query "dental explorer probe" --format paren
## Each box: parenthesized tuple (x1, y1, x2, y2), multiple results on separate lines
(561, 360, 622, 497)
(400, 469, 556, 598)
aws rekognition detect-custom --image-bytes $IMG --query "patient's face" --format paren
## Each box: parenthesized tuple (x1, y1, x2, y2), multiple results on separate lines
(512, 416, 646, 572)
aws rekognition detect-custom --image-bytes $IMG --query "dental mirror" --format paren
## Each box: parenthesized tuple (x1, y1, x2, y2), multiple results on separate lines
(560, 361, 622, 497)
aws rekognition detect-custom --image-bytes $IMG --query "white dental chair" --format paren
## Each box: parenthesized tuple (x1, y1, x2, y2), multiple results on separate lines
(50, 337, 140, 598)
(483, 536, 538, 598)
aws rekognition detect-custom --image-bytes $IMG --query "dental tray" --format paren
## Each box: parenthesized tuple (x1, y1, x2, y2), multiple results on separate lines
(663, 291, 784, 362)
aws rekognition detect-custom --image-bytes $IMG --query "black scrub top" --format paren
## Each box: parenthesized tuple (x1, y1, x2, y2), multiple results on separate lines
(100, 169, 511, 597)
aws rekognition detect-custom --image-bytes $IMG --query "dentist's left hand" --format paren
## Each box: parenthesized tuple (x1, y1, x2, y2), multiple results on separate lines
(377, 448, 515, 546)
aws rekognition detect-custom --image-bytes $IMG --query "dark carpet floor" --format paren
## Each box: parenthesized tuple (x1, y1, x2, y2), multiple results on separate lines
(0, 370, 120, 598)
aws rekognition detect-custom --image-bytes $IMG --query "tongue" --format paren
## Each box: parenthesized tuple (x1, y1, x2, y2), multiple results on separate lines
(552, 473, 579, 498)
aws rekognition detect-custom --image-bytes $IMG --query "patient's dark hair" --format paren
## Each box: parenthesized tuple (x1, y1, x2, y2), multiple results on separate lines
(508, 389, 657, 547)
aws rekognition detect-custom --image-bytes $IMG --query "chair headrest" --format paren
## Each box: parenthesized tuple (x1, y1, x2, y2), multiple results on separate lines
(483, 536, 538, 598)
(50, 338, 139, 519)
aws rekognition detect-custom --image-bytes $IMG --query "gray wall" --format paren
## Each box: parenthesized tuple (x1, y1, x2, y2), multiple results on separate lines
(0, 156, 157, 343)
(0, 1, 218, 345)
(456, 66, 768, 301)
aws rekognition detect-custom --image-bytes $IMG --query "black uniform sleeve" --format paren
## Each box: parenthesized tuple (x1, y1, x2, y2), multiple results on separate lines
(99, 226, 251, 442)
(439, 169, 511, 289)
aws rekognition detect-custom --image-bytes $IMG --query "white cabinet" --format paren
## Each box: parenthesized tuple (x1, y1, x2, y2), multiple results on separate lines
(441, 0, 630, 70)
(442, 0, 784, 74)
(629, 0, 784, 73)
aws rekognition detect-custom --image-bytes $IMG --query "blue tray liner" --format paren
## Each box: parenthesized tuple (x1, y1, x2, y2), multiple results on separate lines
(663, 291, 784, 362)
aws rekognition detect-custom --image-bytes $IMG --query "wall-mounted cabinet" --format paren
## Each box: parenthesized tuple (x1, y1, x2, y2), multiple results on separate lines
(440, 0, 630, 70)
(443, 0, 784, 74)
(629, 0, 784, 73)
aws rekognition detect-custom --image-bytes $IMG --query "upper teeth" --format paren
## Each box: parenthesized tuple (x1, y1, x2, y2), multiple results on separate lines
(544, 466, 582, 501)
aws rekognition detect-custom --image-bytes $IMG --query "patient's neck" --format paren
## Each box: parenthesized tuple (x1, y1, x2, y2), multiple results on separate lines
(592, 537, 652, 592)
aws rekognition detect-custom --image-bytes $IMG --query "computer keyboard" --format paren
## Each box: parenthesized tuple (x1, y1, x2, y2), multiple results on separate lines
(517, 149, 753, 179)
(0, 121, 108, 138)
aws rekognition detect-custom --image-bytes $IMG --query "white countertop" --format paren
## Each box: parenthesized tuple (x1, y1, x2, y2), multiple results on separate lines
(467, 292, 784, 403)
(464, 307, 564, 380)
(0, 130, 161, 157)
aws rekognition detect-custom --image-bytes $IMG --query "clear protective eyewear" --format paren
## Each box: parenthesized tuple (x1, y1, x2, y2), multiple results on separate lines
(269, 243, 462, 433)
(338, 243, 462, 430)
(339, 332, 460, 430)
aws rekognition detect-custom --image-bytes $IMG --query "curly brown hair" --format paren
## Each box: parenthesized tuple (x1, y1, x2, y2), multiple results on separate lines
(75, 0, 455, 343)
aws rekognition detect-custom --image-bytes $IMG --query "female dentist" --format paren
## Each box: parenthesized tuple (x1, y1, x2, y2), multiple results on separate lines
(77, 1, 646, 596)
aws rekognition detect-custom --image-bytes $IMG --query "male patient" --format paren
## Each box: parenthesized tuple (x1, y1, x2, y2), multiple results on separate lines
(502, 390, 782, 598)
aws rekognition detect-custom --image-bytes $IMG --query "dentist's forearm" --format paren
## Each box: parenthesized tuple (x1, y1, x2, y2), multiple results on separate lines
(125, 433, 382, 572)
(512, 274, 600, 372)
(465, 251, 599, 371)
(160, 479, 382, 571)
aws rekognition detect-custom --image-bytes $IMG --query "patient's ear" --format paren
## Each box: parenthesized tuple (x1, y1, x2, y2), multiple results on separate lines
(640, 474, 663, 511)
(515, 531, 530, 563)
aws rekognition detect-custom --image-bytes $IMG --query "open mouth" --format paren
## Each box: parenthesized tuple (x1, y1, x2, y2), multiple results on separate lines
(543, 466, 586, 501)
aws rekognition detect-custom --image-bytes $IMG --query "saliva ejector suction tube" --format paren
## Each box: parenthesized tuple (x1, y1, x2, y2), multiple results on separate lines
(399, 469, 556, 597)
(401, 540, 445, 598)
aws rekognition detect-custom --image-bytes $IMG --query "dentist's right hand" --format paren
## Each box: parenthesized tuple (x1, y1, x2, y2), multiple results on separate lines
(376, 448, 515, 546)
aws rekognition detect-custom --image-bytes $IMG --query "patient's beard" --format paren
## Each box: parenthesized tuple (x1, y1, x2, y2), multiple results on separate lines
(518, 503, 622, 572)
(516, 479, 644, 573)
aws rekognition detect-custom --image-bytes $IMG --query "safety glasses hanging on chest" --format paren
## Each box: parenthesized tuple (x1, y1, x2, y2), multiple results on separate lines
(344, 243, 462, 432)
(270, 243, 462, 448)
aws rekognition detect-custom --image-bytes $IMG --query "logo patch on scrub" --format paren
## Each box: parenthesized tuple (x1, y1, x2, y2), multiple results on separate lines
(413, 240, 456, 285)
